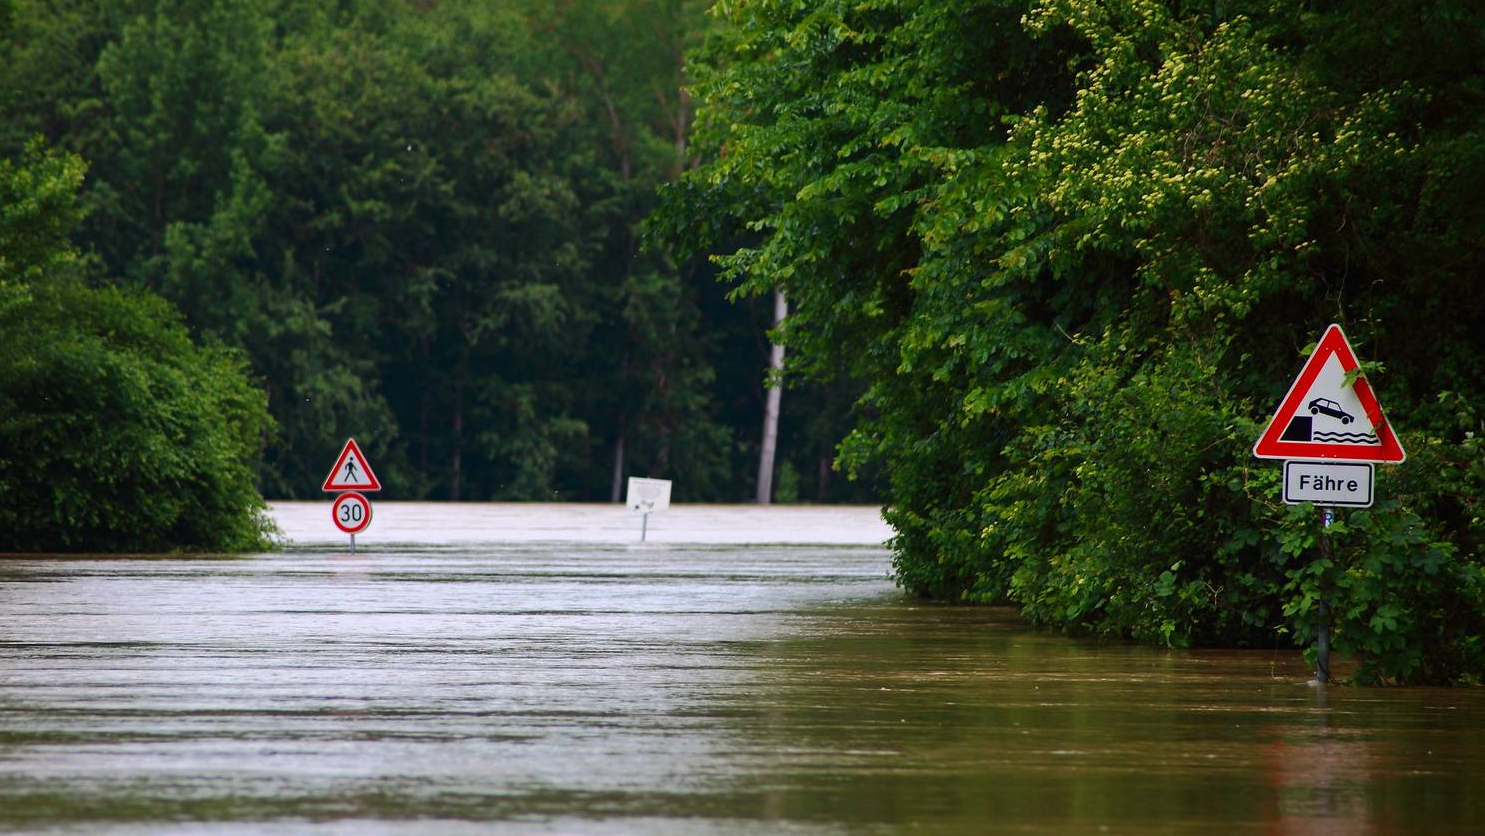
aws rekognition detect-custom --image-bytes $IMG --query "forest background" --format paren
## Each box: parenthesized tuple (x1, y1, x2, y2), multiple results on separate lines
(2, 0, 1483, 683)
(0, 0, 871, 520)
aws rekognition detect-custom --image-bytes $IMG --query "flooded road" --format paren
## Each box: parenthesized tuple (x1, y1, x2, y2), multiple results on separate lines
(1, 504, 1482, 834)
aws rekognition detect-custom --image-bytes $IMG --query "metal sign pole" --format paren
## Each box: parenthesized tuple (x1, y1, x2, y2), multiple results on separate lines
(351, 533, 356, 555)
(641, 512, 649, 542)
(1315, 507, 1334, 683)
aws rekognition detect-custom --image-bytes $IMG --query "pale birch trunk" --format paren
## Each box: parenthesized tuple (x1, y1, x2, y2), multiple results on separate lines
(756, 291, 787, 503)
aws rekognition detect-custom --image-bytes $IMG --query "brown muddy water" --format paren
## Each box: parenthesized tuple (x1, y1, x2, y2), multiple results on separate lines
(1, 503, 1481, 834)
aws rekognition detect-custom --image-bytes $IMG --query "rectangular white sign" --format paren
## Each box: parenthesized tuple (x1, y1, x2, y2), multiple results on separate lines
(626, 477, 672, 513)
(1283, 461, 1374, 508)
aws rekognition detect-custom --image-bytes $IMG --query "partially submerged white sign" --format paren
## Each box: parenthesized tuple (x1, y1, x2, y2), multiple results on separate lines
(626, 477, 672, 513)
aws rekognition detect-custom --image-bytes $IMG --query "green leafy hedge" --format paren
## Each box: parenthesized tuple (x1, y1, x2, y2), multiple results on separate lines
(1, 140, 275, 553)
(657, 0, 1484, 683)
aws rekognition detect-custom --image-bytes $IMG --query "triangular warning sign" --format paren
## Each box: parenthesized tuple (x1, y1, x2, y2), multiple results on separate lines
(322, 438, 382, 491)
(1253, 324, 1405, 463)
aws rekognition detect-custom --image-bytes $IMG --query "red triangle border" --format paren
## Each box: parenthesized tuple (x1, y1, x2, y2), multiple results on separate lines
(1252, 324, 1405, 463)
(322, 438, 383, 492)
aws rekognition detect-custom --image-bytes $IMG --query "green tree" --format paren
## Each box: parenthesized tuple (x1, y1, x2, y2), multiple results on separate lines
(1, 0, 876, 506)
(528, 0, 739, 499)
(257, 2, 601, 500)
(660, 0, 1484, 682)
(0, 139, 275, 552)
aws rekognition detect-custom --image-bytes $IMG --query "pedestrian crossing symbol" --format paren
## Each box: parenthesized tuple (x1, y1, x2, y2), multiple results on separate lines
(1252, 324, 1405, 463)
(322, 438, 383, 492)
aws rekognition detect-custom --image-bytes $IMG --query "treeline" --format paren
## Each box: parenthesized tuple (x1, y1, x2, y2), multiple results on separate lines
(0, 0, 875, 512)
(656, 0, 1484, 683)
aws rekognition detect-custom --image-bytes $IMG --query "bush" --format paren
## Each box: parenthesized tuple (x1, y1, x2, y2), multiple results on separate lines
(0, 139, 276, 552)
(0, 278, 277, 552)
(664, 0, 1485, 683)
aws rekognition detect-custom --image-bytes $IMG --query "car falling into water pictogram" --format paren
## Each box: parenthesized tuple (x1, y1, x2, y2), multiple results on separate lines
(1307, 398, 1354, 424)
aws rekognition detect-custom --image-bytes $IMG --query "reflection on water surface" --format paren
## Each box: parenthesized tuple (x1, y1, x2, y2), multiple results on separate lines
(1, 510, 1482, 834)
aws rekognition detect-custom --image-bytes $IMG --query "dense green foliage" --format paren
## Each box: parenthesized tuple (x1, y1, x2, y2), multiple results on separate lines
(0, 140, 275, 552)
(657, 0, 1484, 683)
(0, 0, 874, 505)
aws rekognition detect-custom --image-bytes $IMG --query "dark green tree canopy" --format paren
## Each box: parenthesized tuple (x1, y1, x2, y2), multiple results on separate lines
(1, 0, 872, 505)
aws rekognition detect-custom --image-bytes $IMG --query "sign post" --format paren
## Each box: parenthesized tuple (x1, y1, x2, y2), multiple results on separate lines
(1315, 508, 1335, 683)
(323, 439, 382, 552)
(1253, 324, 1405, 683)
(625, 477, 672, 542)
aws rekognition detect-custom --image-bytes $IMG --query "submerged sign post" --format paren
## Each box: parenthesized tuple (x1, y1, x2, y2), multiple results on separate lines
(1253, 324, 1405, 682)
(626, 477, 671, 542)
(323, 438, 381, 552)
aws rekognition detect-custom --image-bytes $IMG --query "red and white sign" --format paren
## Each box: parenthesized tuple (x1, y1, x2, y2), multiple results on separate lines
(331, 491, 373, 534)
(1252, 324, 1405, 463)
(322, 438, 382, 492)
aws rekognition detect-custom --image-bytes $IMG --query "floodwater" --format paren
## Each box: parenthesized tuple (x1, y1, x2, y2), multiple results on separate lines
(1, 504, 1482, 834)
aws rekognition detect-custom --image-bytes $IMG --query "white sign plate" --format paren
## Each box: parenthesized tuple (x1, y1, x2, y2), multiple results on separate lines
(1283, 461, 1374, 508)
(626, 477, 672, 513)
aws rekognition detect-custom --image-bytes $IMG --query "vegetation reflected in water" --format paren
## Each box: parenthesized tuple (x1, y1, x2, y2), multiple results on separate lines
(726, 603, 1485, 834)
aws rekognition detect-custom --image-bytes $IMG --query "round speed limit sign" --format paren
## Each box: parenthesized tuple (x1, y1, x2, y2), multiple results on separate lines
(331, 491, 373, 535)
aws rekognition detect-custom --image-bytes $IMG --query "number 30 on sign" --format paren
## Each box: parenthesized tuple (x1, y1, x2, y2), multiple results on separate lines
(331, 492, 373, 535)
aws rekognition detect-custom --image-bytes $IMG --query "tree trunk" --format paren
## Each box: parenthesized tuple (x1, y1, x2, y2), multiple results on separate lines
(610, 429, 626, 503)
(419, 337, 430, 478)
(756, 291, 787, 503)
(450, 396, 463, 502)
(450, 352, 465, 502)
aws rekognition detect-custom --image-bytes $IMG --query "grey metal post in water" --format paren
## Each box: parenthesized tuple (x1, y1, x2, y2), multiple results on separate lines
(1315, 507, 1334, 683)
